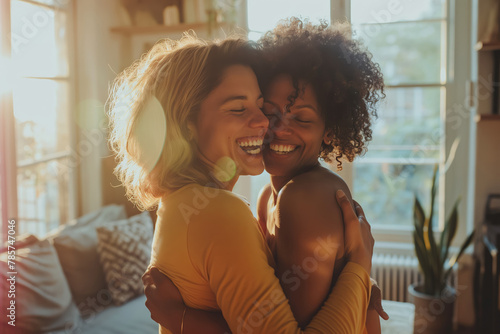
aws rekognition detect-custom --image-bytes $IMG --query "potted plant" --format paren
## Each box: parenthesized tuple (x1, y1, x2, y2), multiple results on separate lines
(410, 164, 475, 334)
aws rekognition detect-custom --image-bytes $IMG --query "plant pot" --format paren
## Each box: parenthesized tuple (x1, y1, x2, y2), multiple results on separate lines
(408, 283, 456, 334)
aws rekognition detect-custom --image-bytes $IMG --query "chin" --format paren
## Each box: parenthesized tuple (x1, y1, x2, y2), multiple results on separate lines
(242, 165, 265, 176)
(237, 153, 265, 176)
(263, 163, 287, 177)
(265, 157, 303, 178)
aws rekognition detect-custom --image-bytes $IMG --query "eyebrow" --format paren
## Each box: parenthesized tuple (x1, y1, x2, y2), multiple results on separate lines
(222, 94, 263, 104)
(293, 104, 317, 112)
(263, 101, 317, 112)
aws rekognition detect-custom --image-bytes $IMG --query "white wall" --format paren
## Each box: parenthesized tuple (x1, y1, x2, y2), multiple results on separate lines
(75, 0, 125, 215)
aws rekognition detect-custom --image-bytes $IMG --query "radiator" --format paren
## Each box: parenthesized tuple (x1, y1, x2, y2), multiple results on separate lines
(370, 253, 422, 302)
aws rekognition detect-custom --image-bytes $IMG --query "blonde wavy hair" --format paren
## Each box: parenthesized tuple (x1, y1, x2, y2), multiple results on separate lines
(107, 34, 259, 210)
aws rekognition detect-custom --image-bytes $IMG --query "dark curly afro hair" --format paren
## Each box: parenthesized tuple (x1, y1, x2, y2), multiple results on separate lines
(258, 17, 385, 170)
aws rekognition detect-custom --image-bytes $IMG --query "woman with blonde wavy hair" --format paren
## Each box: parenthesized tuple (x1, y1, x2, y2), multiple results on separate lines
(108, 33, 374, 334)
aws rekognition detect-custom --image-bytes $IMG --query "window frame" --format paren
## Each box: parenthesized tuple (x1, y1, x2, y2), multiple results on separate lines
(243, 0, 474, 252)
(0, 0, 77, 238)
(338, 0, 474, 249)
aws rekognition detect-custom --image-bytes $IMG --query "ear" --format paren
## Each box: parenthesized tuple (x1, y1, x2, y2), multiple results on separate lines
(323, 129, 334, 146)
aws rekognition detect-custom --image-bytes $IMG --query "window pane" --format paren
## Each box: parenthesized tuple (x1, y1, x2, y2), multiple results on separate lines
(11, 0, 69, 77)
(351, 0, 446, 24)
(353, 21, 443, 85)
(13, 78, 70, 162)
(363, 87, 442, 158)
(17, 159, 69, 236)
(353, 163, 438, 227)
(247, 0, 330, 37)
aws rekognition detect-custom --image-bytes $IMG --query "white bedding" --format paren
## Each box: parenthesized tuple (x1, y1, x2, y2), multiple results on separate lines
(49, 295, 157, 334)
(380, 300, 415, 334)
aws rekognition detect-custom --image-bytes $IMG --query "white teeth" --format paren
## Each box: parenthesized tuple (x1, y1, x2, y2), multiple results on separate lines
(246, 147, 261, 155)
(238, 138, 263, 147)
(237, 137, 263, 155)
(270, 144, 296, 154)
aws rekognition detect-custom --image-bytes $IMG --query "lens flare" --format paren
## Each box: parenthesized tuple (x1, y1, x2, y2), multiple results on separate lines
(214, 156, 237, 182)
(130, 96, 167, 173)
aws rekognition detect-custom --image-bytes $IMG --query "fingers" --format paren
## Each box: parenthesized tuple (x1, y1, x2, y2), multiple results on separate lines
(369, 279, 389, 320)
(378, 308, 390, 321)
(336, 190, 357, 222)
(150, 267, 167, 285)
(142, 271, 153, 286)
(144, 279, 156, 297)
(375, 301, 390, 320)
(142, 267, 157, 297)
(354, 201, 371, 234)
(352, 199, 366, 218)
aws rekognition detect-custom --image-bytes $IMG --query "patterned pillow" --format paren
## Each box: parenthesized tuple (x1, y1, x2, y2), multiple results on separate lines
(96, 211, 154, 305)
(50, 204, 127, 308)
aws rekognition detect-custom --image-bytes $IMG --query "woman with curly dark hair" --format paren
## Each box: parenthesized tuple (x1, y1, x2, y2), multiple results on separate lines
(142, 18, 386, 333)
(255, 17, 386, 332)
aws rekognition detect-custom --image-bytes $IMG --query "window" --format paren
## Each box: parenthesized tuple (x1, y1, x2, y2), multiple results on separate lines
(243, 0, 470, 248)
(246, 0, 330, 41)
(350, 0, 447, 232)
(0, 0, 76, 238)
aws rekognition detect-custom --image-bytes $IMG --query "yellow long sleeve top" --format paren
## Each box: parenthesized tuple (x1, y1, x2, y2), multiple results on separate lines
(150, 183, 371, 334)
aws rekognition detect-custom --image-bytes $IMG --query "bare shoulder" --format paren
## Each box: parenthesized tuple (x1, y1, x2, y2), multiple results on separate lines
(279, 166, 352, 204)
(257, 183, 272, 207)
(257, 183, 272, 224)
(276, 166, 352, 234)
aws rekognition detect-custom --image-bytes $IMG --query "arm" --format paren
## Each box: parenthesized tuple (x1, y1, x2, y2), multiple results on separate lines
(366, 310, 381, 334)
(144, 191, 374, 334)
(142, 267, 231, 334)
(186, 194, 372, 334)
(275, 179, 350, 327)
(368, 277, 389, 321)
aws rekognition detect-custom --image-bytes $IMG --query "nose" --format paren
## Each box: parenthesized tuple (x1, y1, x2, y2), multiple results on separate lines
(249, 106, 269, 131)
(268, 114, 293, 137)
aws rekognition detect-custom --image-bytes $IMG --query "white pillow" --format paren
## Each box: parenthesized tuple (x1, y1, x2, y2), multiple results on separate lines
(0, 239, 80, 331)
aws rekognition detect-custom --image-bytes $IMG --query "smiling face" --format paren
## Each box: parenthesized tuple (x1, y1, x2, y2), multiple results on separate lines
(263, 74, 330, 178)
(195, 65, 269, 181)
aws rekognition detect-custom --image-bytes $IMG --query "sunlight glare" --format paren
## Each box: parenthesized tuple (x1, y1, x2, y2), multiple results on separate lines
(0, 55, 13, 95)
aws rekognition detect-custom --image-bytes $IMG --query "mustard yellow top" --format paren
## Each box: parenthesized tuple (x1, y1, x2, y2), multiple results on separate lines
(150, 183, 371, 334)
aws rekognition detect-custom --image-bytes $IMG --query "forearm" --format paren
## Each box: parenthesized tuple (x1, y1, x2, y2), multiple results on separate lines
(365, 309, 381, 334)
(306, 262, 371, 333)
(159, 303, 230, 334)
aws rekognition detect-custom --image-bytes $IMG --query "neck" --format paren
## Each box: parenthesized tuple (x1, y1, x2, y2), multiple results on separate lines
(225, 175, 239, 191)
(196, 153, 240, 192)
(208, 168, 240, 192)
(269, 161, 321, 202)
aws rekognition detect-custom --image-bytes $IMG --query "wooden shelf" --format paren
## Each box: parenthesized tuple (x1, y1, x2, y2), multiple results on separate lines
(475, 114, 500, 122)
(476, 41, 500, 51)
(110, 22, 210, 35)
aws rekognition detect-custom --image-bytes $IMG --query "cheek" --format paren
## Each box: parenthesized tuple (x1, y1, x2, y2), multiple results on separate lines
(196, 123, 219, 158)
(303, 127, 325, 153)
(197, 124, 235, 159)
